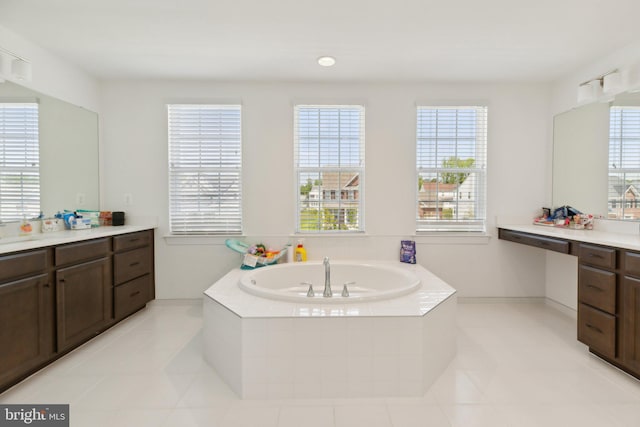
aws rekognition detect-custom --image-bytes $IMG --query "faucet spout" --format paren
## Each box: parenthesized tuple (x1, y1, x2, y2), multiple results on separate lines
(323, 256, 332, 297)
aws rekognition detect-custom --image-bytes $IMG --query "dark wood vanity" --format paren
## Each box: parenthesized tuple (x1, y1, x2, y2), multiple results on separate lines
(0, 229, 155, 392)
(499, 227, 640, 380)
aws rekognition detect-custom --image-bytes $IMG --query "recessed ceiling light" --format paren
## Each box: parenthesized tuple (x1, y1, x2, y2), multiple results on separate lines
(317, 56, 336, 67)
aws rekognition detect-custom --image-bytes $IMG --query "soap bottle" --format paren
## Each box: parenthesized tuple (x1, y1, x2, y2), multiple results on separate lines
(294, 240, 307, 262)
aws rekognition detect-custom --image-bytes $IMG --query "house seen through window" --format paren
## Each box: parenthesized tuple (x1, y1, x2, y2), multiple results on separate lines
(608, 106, 640, 220)
(295, 105, 365, 232)
(416, 106, 487, 232)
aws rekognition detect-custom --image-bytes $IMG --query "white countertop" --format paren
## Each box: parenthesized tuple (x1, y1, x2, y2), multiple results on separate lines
(0, 225, 156, 255)
(499, 223, 640, 251)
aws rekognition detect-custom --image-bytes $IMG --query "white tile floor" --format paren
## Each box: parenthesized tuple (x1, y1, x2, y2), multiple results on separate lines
(2, 299, 640, 426)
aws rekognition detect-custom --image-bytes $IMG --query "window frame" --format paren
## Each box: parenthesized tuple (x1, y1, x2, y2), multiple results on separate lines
(294, 104, 365, 233)
(416, 105, 488, 233)
(167, 104, 242, 235)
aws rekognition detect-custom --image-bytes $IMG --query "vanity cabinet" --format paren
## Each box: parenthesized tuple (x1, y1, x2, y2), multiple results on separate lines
(113, 230, 154, 321)
(577, 244, 618, 360)
(0, 228, 155, 393)
(55, 238, 113, 351)
(0, 250, 54, 390)
(499, 227, 640, 380)
(622, 251, 640, 373)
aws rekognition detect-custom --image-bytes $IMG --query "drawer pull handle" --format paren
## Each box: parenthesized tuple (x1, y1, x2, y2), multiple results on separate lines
(586, 284, 604, 292)
(589, 253, 604, 259)
(130, 290, 141, 297)
(129, 238, 141, 242)
(129, 261, 140, 267)
(539, 241, 550, 246)
(586, 323, 603, 334)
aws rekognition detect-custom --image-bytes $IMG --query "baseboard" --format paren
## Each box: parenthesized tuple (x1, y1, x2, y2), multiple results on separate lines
(148, 298, 202, 306)
(457, 296, 546, 304)
(456, 296, 578, 319)
(544, 297, 577, 319)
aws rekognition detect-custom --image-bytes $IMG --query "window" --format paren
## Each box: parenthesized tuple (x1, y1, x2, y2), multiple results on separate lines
(295, 105, 364, 232)
(0, 102, 39, 222)
(608, 106, 640, 220)
(416, 106, 487, 232)
(168, 104, 242, 234)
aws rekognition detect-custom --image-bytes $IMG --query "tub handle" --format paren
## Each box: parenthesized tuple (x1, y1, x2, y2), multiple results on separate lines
(302, 282, 315, 297)
(342, 281, 355, 297)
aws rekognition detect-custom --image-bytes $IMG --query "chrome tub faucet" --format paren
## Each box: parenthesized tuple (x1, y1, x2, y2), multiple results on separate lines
(323, 256, 332, 297)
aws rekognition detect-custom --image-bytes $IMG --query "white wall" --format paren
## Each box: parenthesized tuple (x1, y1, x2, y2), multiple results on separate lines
(100, 80, 551, 299)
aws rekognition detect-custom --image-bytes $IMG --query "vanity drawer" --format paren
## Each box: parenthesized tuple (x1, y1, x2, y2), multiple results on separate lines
(114, 274, 151, 320)
(0, 250, 48, 283)
(498, 229, 570, 254)
(578, 265, 616, 314)
(55, 238, 111, 267)
(113, 230, 152, 252)
(578, 244, 616, 270)
(114, 246, 152, 285)
(578, 303, 616, 359)
(624, 251, 640, 277)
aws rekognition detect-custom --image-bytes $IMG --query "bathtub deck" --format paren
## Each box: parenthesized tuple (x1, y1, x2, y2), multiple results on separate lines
(203, 262, 457, 399)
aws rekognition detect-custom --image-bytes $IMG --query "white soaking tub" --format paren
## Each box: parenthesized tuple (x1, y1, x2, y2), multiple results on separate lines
(238, 261, 421, 303)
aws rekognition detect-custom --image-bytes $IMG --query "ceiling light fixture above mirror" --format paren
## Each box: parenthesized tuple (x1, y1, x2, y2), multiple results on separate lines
(0, 46, 32, 82)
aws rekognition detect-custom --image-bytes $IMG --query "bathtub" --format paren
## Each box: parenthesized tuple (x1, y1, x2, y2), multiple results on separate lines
(203, 261, 457, 399)
(238, 261, 421, 303)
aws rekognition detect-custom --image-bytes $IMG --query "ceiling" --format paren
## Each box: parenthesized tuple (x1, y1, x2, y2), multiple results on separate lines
(1, 0, 640, 83)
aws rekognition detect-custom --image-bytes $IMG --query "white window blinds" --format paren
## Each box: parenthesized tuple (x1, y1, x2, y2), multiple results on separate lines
(0, 102, 40, 222)
(608, 106, 640, 220)
(294, 105, 365, 232)
(417, 106, 487, 232)
(168, 104, 242, 234)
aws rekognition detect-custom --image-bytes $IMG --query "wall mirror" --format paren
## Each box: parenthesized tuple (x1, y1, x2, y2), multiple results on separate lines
(552, 91, 640, 220)
(0, 81, 99, 222)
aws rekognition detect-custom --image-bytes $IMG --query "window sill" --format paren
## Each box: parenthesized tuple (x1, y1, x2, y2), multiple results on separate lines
(292, 231, 369, 238)
(163, 234, 243, 245)
(413, 232, 491, 245)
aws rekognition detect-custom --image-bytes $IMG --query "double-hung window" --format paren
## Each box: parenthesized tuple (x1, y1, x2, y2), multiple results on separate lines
(294, 105, 365, 232)
(0, 102, 40, 222)
(416, 106, 487, 232)
(168, 104, 242, 234)
(608, 106, 640, 219)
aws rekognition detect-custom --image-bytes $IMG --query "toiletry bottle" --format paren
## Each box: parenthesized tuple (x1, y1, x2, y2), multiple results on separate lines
(285, 244, 294, 263)
(295, 240, 307, 262)
(19, 217, 33, 236)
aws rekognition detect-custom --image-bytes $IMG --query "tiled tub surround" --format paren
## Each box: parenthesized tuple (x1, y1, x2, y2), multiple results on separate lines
(203, 262, 457, 399)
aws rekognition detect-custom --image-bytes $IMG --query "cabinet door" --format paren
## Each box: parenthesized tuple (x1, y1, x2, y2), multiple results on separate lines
(56, 257, 112, 352)
(0, 274, 52, 388)
(623, 276, 640, 374)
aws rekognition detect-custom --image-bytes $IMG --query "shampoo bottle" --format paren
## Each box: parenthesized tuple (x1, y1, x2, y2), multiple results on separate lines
(294, 240, 307, 262)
